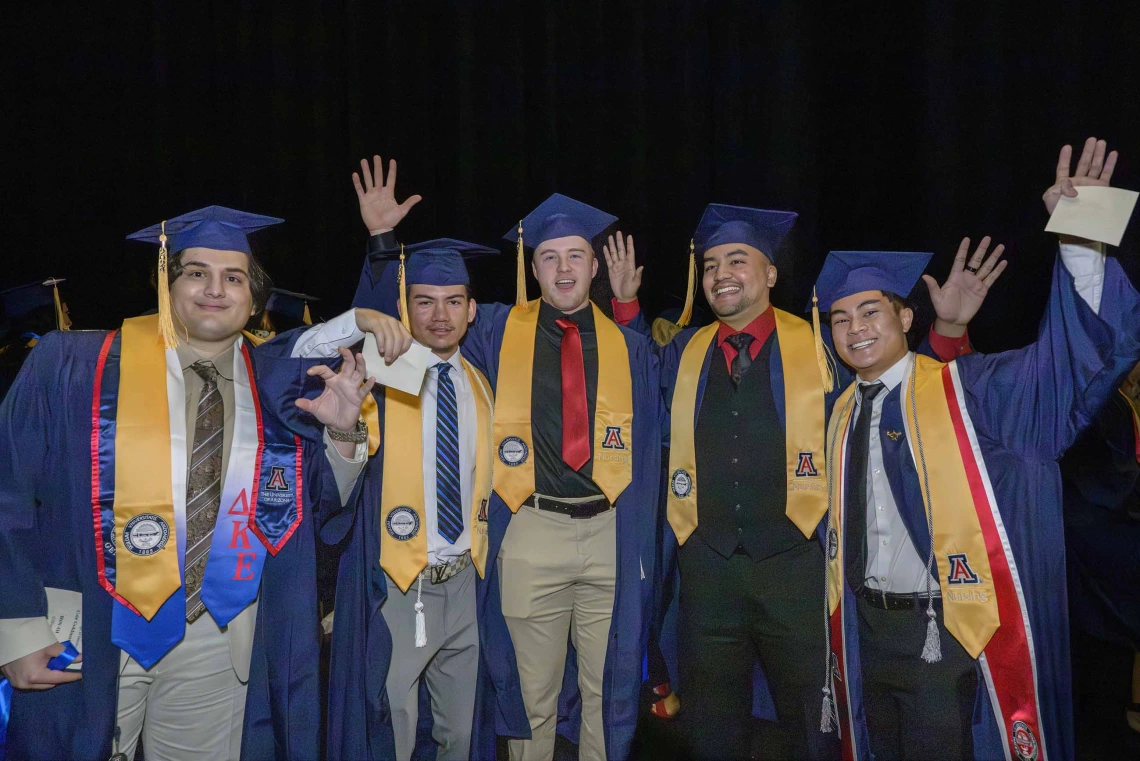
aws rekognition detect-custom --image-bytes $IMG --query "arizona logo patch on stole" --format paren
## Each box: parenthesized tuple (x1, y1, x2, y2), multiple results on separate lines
(946, 553, 981, 584)
(602, 425, 626, 449)
(795, 452, 819, 478)
(265, 466, 290, 491)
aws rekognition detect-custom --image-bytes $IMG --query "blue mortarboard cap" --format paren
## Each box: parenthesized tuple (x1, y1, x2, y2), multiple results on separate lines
(1, 280, 58, 319)
(370, 238, 498, 288)
(265, 288, 319, 323)
(693, 204, 798, 264)
(810, 250, 933, 312)
(126, 205, 284, 255)
(503, 194, 618, 250)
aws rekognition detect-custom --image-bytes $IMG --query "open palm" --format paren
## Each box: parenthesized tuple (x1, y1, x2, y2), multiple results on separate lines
(352, 156, 423, 233)
(923, 236, 1007, 327)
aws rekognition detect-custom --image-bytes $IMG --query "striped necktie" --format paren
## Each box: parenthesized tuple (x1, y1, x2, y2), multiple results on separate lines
(435, 362, 463, 544)
(185, 361, 224, 622)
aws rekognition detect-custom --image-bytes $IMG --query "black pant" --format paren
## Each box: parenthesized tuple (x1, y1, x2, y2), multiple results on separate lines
(856, 596, 979, 761)
(677, 537, 839, 761)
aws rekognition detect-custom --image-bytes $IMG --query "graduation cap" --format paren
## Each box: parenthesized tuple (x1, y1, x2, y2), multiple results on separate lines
(127, 206, 284, 348)
(1, 278, 71, 331)
(806, 250, 933, 394)
(810, 250, 933, 313)
(502, 194, 618, 309)
(675, 204, 799, 332)
(693, 204, 798, 262)
(370, 238, 498, 329)
(265, 288, 318, 325)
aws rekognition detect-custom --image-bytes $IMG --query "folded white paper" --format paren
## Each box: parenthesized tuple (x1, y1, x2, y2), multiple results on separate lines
(360, 334, 435, 396)
(45, 586, 83, 670)
(1045, 185, 1138, 247)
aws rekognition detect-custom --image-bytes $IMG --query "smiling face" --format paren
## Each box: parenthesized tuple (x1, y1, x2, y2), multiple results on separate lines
(531, 235, 598, 314)
(403, 283, 475, 359)
(169, 247, 256, 346)
(828, 290, 913, 381)
(701, 243, 777, 328)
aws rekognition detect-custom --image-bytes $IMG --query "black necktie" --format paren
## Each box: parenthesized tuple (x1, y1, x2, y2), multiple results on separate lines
(725, 333, 755, 387)
(846, 381, 886, 593)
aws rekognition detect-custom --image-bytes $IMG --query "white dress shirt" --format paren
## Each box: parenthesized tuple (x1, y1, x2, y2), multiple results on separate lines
(854, 239, 1106, 594)
(857, 353, 937, 593)
(421, 353, 478, 564)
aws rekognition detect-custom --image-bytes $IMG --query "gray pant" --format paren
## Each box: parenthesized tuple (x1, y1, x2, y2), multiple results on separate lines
(382, 560, 480, 761)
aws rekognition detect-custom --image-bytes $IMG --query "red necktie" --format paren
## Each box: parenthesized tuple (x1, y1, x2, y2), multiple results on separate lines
(556, 317, 590, 471)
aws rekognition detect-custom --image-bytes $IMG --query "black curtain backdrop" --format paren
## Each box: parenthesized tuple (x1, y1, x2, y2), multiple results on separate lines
(4, 1, 1138, 351)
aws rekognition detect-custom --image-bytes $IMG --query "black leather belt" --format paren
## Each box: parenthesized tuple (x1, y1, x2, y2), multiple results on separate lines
(523, 493, 612, 519)
(857, 585, 942, 611)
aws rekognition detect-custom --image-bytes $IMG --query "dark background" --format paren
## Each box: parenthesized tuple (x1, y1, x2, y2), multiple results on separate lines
(4, 1, 1139, 350)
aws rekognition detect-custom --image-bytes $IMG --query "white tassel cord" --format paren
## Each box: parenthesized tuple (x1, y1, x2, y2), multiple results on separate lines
(414, 575, 427, 648)
(819, 394, 855, 733)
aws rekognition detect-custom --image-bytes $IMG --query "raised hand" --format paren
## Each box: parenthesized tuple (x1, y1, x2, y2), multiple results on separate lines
(923, 236, 1008, 335)
(1043, 137, 1118, 216)
(355, 308, 413, 364)
(295, 347, 376, 433)
(603, 231, 643, 302)
(352, 156, 423, 233)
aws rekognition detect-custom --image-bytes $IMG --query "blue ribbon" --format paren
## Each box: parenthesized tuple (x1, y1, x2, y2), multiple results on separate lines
(0, 640, 79, 761)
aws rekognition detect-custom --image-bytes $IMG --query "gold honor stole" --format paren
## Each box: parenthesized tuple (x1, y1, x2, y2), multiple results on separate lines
(379, 359, 495, 593)
(492, 300, 633, 511)
(826, 355, 1045, 758)
(667, 309, 826, 545)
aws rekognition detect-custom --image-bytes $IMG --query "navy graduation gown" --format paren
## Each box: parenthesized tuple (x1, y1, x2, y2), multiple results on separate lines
(460, 302, 664, 761)
(0, 329, 350, 761)
(1062, 391, 1140, 649)
(835, 254, 1140, 761)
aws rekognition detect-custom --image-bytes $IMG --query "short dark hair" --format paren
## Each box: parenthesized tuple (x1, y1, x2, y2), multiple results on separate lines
(882, 290, 909, 313)
(152, 249, 274, 317)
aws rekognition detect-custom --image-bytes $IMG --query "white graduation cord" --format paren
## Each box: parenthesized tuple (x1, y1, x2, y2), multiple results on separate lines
(415, 574, 427, 648)
(820, 393, 855, 733)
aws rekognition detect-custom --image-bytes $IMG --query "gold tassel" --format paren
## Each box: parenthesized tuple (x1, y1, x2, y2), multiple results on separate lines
(677, 238, 696, 328)
(259, 311, 274, 333)
(156, 221, 180, 349)
(811, 287, 835, 393)
(302, 301, 312, 325)
(515, 221, 529, 310)
(398, 244, 411, 330)
(49, 279, 72, 331)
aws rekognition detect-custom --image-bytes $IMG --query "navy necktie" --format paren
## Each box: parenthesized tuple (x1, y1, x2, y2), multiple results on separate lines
(435, 363, 463, 544)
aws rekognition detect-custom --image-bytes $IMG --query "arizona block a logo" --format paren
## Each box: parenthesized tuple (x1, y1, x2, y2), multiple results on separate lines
(795, 452, 819, 478)
(602, 426, 626, 450)
(265, 466, 290, 491)
(946, 553, 981, 585)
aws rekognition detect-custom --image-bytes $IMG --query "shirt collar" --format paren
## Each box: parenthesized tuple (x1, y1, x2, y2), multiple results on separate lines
(716, 305, 775, 347)
(431, 349, 465, 374)
(539, 299, 595, 333)
(175, 340, 237, 382)
(857, 351, 912, 396)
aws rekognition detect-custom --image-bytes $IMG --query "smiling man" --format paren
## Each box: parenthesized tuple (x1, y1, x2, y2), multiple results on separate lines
(0, 206, 375, 761)
(313, 239, 499, 761)
(818, 138, 1140, 761)
(606, 202, 987, 760)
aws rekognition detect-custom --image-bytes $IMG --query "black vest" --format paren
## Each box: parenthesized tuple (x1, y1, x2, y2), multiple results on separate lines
(694, 337, 810, 560)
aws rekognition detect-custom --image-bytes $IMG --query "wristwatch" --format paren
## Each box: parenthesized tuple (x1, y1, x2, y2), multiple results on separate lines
(328, 417, 368, 444)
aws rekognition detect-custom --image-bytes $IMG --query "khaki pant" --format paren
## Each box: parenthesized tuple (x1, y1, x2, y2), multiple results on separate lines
(498, 503, 616, 761)
(117, 612, 248, 761)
